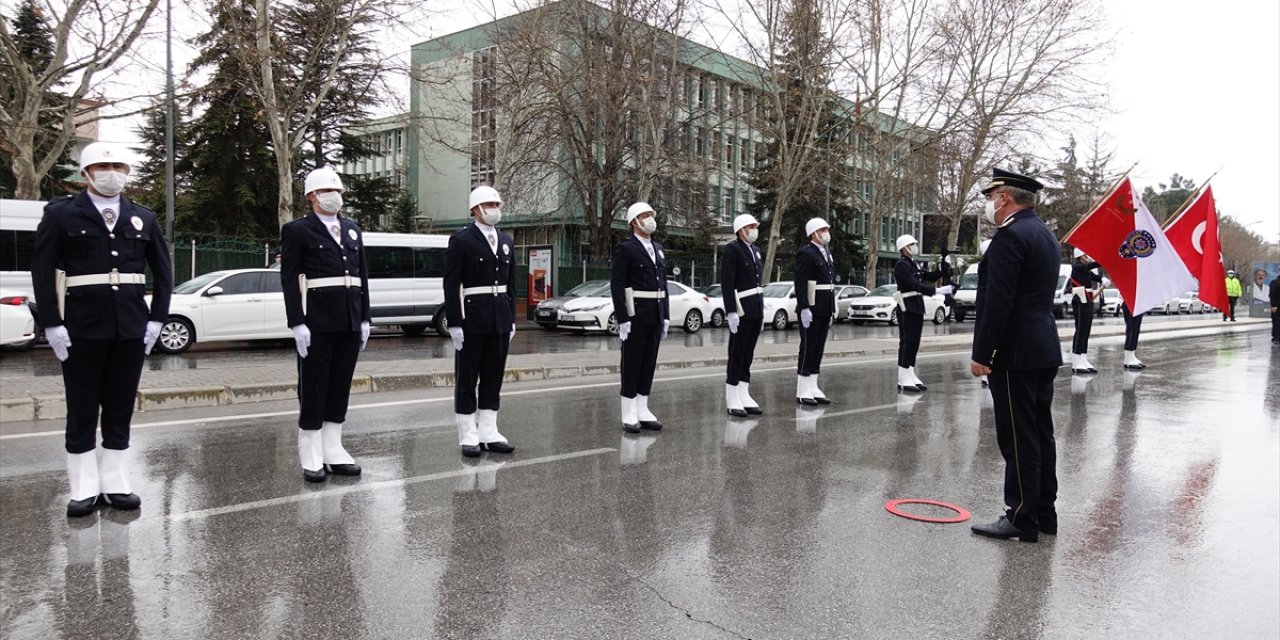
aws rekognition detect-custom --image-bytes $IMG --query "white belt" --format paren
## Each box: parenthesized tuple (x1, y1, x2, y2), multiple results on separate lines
(806, 281, 834, 302)
(892, 290, 920, 311)
(65, 270, 146, 288)
(623, 287, 666, 317)
(462, 285, 508, 296)
(735, 287, 762, 297)
(307, 275, 360, 289)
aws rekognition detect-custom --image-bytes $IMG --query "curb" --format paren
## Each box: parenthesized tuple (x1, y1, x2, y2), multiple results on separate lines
(2, 319, 1269, 422)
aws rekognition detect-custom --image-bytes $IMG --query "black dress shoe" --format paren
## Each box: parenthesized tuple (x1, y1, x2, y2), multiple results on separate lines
(303, 468, 327, 483)
(99, 493, 141, 510)
(744, 406, 763, 415)
(481, 441, 515, 454)
(325, 463, 362, 476)
(727, 408, 749, 418)
(623, 423, 641, 434)
(67, 496, 98, 518)
(797, 397, 818, 406)
(461, 445, 482, 458)
(1123, 363, 1146, 371)
(897, 384, 923, 392)
(813, 396, 832, 405)
(971, 516, 1038, 543)
(639, 420, 663, 431)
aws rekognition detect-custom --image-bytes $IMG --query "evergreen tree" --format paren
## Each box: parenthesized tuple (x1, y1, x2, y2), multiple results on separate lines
(130, 104, 193, 218)
(389, 192, 418, 233)
(1141, 174, 1197, 222)
(0, 0, 74, 198)
(342, 173, 399, 231)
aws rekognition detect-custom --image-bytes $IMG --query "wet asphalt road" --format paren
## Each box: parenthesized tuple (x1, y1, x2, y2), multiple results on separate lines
(1, 329, 1277, 639)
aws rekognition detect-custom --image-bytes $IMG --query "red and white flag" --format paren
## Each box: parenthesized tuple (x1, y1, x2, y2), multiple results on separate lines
(1163, 185, 1228, 311)
(1063, 178, 1195, 316)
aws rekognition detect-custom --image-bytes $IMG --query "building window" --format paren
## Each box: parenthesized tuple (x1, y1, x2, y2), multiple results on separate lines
(471, 46, 498, 188)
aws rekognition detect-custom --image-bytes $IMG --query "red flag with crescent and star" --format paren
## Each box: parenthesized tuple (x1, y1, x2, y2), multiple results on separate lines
(1163, 185, 1228, 311)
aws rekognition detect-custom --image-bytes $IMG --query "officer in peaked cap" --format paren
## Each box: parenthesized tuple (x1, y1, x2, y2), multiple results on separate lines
(280, 166, 371, 482)
(443, 186, 518, 458)
(722, 213, 765, 417)
(794, 217, 836, 405)
(969, 167, 1063, 543)
(32, 141, 174, 517)
(611, 201, 670, 433)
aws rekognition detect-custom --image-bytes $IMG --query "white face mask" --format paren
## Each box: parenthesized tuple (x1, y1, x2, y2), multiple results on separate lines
(89, 170, 129, 197)
(903, 244, 916, 257)
(481, 207, 502, 226)
(817, 231, 831, 245)
(743, 228, 758, 244)
(640, 217, 657, 234)
(983, 198, 998, 226)
(315, 192, 343, 214)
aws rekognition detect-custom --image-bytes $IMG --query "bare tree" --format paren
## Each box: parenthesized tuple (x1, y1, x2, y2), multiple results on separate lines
(0, 0, 161, 199)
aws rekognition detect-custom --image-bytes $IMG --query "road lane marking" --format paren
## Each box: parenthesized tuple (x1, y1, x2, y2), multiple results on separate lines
(168, 447, 615, 521)
(800, 402, 903, 420)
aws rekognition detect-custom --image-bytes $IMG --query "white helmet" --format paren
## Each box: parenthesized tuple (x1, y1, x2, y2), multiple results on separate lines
(732, 214, 759, 233)
(895, 234, 918, 252)
(805, 218, 829, 238)
(304, 167, 345, 195)
(469, 185, 502, 210)
(78, 142, 131, 173)
(1072, 247, 1086, 259)
(626, 202, 655, 223)
(979, 239, 992, 256)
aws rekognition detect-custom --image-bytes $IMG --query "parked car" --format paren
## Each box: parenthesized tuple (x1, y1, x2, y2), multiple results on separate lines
(149, 269, 290, 354)
(696, 284, 727, 328)
(1176, 290, 1206, 314)
(534, 280, 610, 329)
(760, 282, 798, 330)
(1100, 288, 1123, 316)
(556, 281, 713, 334)
(847, 284, 950, 326)
(0, 288, 37, 350)
(835, 284, 871, 322)
(953, 264, 980, 322)
(1052, 264, 1071, 319)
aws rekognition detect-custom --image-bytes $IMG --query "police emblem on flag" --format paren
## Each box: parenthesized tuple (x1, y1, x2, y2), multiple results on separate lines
(1119, 230, 1156, 259)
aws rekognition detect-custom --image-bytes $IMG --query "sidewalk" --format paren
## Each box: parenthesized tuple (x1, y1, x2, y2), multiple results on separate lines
(1, 318, 1268, 422)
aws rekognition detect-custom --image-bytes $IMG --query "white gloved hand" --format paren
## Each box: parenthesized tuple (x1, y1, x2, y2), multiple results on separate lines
(448, 326, 464, 351)
(800, 308, 813, 328)
(143, 320, 163, 355)
(661, 319, 670, 339)
(359, 320, 370, 352)
(728, 312, 740, 334)
(46, 325, 71, 362)
(292, 324, 311, 358)
(618, 321, 631, 342)
(936, 285, 955, 296)
(509, 323, 516, 342)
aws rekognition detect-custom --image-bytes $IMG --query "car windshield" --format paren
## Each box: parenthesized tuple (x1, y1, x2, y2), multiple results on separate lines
(762, 283, 791, 298)
(959, 272, 979, 290)
(869, 285, 897, 297)
(1105, 289, 1119, 300)
(566, 280, 609, 297)
(173, 271, 228, 295)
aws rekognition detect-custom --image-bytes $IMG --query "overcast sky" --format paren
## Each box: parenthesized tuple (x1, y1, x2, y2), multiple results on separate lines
(98, 0, 1279, 243)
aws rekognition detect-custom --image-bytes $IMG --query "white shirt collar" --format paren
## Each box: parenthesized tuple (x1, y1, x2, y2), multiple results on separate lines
(87, 191, 121, 213)
(634, 234, 654, 247)
(474, 221, 496, 235)
(315, 212, 339, 226)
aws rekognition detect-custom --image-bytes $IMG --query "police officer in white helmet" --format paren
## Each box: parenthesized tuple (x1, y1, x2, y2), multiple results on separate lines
(721, 213, 765, 416)
(443, 186, 518, 457)
(794, 218, 836, 405)
(31, 141, 174, 517)
(280, 166, 371, 482)
(893, 234, 950, 391)
(611, 202, 670, 433)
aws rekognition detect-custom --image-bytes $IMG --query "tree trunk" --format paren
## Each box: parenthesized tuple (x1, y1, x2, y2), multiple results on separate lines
(10, 132, 40, 199)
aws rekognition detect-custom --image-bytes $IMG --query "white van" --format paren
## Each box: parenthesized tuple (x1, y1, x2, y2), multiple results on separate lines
(950, 262, 1071, 322)
(0, 199, 43, 297)
(361, 232, 452, 336)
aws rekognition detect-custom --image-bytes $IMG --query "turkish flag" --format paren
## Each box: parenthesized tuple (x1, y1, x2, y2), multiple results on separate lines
(1063, 178, 1196, 316)
(1164, 186, 1228, 310)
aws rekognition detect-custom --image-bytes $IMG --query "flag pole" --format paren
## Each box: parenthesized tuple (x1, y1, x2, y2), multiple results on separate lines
(1161, 167, 1222, 230)
(1060, 161, 1139, 242)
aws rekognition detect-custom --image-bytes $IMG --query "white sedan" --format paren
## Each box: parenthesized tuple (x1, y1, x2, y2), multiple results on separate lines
(148, 268, 290, 353)
(556, 281, 713, 334)
(847, 284, 950, 326)
(0, 288, 37, 350)
(1176, 291, 1206, 314)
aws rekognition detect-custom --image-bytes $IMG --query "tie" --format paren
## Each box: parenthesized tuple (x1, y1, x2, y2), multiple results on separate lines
(330, 224, 340, 242)
(487, 233, 497, 252)
(103, 208, 116, 226)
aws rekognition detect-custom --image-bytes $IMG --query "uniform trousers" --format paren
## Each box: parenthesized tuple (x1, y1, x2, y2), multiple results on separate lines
(1123, 305, 1143, 351)
(797, 312, 831, 375)
(726, 317, 763, 385)
(1071, 299, 1094, 354)
(455, 331, 511, 414)
(988, 367, 1058, 532)
(297, 330, 361, 430)
(61, 338, 145, 454)
(620, 321, 661, 398)
(896, 311, 924, 368)
(1224, 297, 1238, 320)
(1271, 307, 1280, 342)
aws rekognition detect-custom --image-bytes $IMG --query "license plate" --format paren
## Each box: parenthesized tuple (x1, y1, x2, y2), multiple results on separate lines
(538, 309, 554, 318)
(852, 310, 873, 316)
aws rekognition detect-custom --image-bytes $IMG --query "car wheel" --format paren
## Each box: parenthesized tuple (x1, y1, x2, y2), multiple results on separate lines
(710, 309, 725, 328)
(1054, 304, 1065, 319)
(683, 309, 702, 333)
(606, 312, 619, 335)
(933, 306, 946, 324)
(401, 323, 427, 336)
(851, 320, 866, 326)
(954, 308, 966, 323)
(772, 310, 788, 330)
(157, 317, 194, 354)
(889, 308, 900, 327)
(433, 313, 449, 337)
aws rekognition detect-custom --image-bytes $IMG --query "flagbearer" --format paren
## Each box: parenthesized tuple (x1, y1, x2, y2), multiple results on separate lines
(443, 186, 518, 457)
(794, 218, 836, 405)
(1067, 248, 1102, 374)
(969, 168, 1062, 542)
(722, 214, 765, 417)
(32, 142, 174, 517)
(893, 234, 951, 392)
(281, 166, 370, 482)
(611, 202, 670, 433)
(1121, 301, 1145, 370)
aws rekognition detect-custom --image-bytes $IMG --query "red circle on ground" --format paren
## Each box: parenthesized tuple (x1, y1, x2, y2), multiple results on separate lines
(884, 498, 971, 524)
